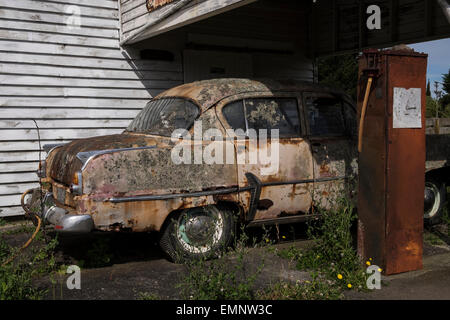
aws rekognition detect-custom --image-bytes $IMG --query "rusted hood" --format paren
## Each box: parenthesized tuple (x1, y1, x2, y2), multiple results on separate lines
(47, 133, 167, 185)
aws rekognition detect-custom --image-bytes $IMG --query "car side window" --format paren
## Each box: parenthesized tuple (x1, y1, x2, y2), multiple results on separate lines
(222, 97, 300, 137)
(304, 93, 348, 137)
(222, 100, 246, 131)
(245, 98, 300, 137)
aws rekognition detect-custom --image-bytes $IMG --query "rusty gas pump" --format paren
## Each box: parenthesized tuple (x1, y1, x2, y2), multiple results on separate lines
(357, 47, 428, 275)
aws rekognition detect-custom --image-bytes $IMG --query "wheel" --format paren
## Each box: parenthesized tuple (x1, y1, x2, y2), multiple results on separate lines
(159, 205, 236, 262)
(424, 176, 446, 225)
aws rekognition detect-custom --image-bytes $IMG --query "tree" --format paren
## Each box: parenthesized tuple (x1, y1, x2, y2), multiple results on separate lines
(442, 68, 450, 94)
(318, 53, 359, 101)
(440, 69, 450, 116)
(426, 80, 431, 96)
(426, 96, 438, 118)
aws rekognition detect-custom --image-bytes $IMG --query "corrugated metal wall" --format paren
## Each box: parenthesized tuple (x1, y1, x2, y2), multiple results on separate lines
(0, 0, 183, 217)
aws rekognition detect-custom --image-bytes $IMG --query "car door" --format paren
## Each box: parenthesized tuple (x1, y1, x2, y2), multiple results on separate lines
(217, 94, 315, 222)
(303, 92, 358, 209)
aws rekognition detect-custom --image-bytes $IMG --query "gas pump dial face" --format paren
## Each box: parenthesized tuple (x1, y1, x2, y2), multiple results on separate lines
(393, 87, 422, 129)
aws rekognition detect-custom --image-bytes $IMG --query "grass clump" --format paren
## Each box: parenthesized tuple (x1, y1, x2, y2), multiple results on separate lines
(257, 273, 342, 300)
(0, 230, 58, 300)
(277, 198, 369, 295)
(176, 228, 264, 300)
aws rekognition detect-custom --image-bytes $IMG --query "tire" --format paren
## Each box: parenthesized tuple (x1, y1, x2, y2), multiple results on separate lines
(424, 176, 447, 225)
(159, 205, 236, 262)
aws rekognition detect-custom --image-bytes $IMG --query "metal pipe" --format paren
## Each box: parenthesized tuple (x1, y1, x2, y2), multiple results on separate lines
(358, 76, 373, 153)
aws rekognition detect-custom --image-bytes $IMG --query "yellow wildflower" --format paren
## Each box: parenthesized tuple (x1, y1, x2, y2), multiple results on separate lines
(337, 274, 343, 280)
(366, 261, 371, 266)
(347, 284, 352, 289)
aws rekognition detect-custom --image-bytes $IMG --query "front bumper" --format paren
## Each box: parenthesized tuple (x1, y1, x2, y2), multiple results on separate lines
(23, 189, 94, 233)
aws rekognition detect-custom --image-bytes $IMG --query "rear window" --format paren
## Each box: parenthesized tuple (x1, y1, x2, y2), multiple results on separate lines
(304, 94, 353, 137)
(127, 98, 199, 136)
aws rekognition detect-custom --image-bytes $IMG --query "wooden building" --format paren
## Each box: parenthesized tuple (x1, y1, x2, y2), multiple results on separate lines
(0, 0, 449, 217)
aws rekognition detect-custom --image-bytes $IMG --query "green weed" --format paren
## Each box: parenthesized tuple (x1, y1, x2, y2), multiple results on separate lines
(177, 226, 264, 300)
(0, 231, 59, 300)
(277, 197, 369, 294)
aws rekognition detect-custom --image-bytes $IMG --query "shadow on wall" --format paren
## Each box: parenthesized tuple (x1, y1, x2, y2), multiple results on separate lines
(121, 46, 184, 99)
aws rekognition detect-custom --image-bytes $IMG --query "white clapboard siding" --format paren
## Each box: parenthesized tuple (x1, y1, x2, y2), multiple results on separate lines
(0, 151, 46, 162)
(0, 86, 154, 99)
(0, 63, 182, 81)
(0, 107, 141, 118)
(0, 29, 120, 48)
(0, 119, 132, 129)
(0, 141, 72, 152)
(0, 40, 126, 59)
(43, 0, 118, 10)
(0, 182, 38, 195)
(0, 75, 181, 89)
(0, 194, 29, 206)
(0, 172, 38, 184)
(0, 0, 118, 19)
(0, 0, 183, 216)
(0, 9, 119, 29)
(0, 206, 28, 217)
(0, 162, 41, 173)
(3, 21, 119, 39)
(0, 128, 126, 141)
(1, 53, 183, 73)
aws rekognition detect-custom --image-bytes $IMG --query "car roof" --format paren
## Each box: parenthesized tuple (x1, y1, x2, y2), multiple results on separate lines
(154, 78, 351, 113)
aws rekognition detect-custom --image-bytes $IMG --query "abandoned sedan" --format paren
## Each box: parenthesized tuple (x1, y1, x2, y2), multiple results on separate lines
(23, 79, 358, 261)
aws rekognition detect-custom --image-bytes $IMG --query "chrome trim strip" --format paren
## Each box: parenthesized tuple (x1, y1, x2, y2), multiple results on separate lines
(77, 146, 156, 171)
(43, 143, 66, 155)
(106, 176, 348, 204)
(108, 187, 246, 203)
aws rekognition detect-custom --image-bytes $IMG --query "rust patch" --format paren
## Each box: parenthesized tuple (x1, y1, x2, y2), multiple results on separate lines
(146, 0, 175, 12)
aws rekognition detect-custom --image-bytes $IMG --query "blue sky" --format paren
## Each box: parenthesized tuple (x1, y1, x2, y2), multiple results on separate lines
(410, 38, 450, 97)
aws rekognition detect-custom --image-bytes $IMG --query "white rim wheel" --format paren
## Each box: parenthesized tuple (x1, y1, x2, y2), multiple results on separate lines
(176, 206, 224, 254)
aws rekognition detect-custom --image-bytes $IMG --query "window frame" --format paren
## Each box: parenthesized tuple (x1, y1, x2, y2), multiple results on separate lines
(218, 93, 305, 139)
(302, 91, 355, 139)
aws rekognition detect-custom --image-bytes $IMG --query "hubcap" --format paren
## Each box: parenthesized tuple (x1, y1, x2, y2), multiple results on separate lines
(177, 206, 224, 254)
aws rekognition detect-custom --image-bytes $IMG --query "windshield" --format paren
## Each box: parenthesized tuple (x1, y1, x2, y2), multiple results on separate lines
(126, 98, 199, 136)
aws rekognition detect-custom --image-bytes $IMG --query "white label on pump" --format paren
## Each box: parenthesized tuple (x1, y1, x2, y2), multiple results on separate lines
(393, 87, 422, 128)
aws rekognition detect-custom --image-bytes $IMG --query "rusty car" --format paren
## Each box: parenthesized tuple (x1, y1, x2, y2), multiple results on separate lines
(20, 78, 372, 261)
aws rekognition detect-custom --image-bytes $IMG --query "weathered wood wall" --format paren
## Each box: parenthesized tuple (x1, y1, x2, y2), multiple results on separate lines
(122, 0, 315, 81)
(0, 0, 183, 217)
